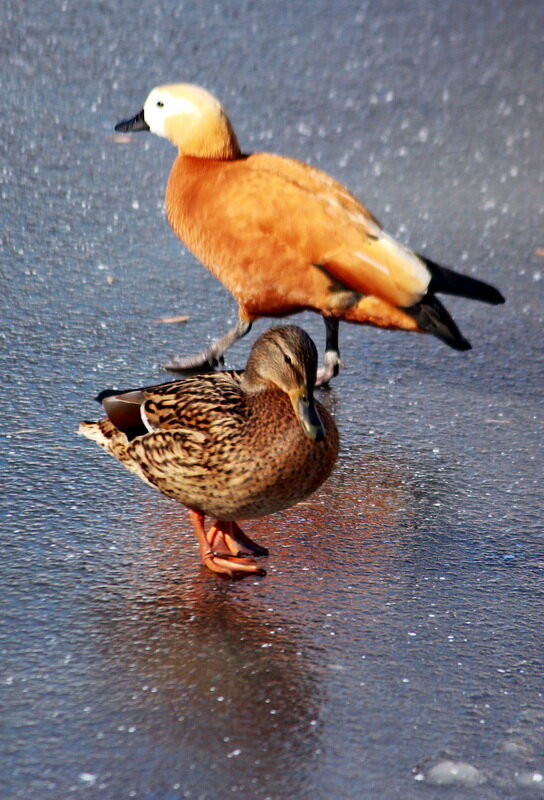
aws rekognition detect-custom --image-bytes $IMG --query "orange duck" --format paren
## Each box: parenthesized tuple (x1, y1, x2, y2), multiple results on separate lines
(115, 83, 504, 383)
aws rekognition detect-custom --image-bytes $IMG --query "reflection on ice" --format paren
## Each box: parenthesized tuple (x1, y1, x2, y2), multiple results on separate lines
(89, 579, 322, 794)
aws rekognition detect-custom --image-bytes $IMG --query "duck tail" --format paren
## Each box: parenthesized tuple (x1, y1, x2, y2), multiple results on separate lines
(78, 419, 118, 448)
(419, 255, 505, 305)
(79, 418, 133, 459)
(404, 293, 472, 351)
(79, 418, 149, 479)
(79, 417, 129, 458)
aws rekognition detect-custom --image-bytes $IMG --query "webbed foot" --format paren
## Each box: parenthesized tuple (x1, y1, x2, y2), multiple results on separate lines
(189, 511, 267, 578)
(207, 520, 269, 557)
(162, 319, 252, 374)
(316, 349, 343, 386)
(202, 551, 267, 578)
(162, 351, 223, 373)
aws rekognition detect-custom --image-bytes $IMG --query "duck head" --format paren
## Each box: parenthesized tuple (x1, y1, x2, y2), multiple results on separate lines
(243, 326, 327, 442)
(115, 83, 241, 159)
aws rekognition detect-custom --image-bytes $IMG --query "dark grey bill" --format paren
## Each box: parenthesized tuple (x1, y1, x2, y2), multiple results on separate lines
(114, 109, 150, 132)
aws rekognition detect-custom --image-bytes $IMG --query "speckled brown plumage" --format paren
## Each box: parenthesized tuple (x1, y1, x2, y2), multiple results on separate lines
(79, 326, 339, 577)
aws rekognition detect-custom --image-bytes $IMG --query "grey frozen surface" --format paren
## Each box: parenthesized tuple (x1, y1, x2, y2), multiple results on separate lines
(1, 0, 543, 797)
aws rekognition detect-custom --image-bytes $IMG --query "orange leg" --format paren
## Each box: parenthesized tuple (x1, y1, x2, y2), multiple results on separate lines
(188, 510, 267, 578)
(207, 520, 269, 557)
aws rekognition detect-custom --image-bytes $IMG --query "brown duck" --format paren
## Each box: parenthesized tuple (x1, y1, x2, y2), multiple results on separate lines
(79, 326, 339, 577)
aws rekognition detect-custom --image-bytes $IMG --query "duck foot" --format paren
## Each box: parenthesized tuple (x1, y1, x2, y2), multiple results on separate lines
(189, 511, 267, 578)
(162, 319, 252, 373)
(208, 520, 269, 557)
(203, 551, 267, 578)
(316, 317, 342, 386)
(316, 350, 343, 386)
(162, 349, 223, 373)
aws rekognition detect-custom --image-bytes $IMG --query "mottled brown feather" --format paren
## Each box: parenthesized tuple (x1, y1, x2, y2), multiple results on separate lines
(79, 327, 339, 524)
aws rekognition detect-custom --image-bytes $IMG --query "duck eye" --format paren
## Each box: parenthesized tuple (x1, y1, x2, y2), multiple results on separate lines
(284, 354, 293, 366)
(156, 101, 164, 108)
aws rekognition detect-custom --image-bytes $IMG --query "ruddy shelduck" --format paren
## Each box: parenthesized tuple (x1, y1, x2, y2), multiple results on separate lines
(115, 83, 504, 383)
(79, 326, 339, 577)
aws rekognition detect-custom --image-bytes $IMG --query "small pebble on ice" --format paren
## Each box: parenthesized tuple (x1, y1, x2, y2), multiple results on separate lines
(78, 773, 97, 786)
(515, 771, 544, 787)
(498, 739, 533, 757)
(424, 760, 486, 787)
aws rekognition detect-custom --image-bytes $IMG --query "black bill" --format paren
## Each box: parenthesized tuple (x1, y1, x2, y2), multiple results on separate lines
(114, 109, 149, 133)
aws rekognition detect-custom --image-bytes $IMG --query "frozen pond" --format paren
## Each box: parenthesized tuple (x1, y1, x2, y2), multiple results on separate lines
(2, 0, 543, 797)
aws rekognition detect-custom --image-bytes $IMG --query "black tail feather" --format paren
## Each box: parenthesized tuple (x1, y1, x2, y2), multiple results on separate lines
(419, 255, 505, 305)
(405, 294, 472, 351)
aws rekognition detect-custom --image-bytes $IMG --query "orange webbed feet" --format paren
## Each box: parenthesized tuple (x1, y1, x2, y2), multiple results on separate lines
(208, 520, 269, 557)
(189, 511, 267, 578)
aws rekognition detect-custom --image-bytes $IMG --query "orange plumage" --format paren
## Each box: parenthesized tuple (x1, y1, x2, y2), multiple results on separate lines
(115, 83, 504, 382)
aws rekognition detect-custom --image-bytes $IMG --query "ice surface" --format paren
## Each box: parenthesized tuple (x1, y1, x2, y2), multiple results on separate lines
(1, 0, 543, 798)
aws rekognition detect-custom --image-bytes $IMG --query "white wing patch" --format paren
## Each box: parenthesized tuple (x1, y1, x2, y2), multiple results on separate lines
(353, 250, 390, 275)
(317, 186, 429, 292)
(367, 230, 430, 287)
(140, 403, 155, 433)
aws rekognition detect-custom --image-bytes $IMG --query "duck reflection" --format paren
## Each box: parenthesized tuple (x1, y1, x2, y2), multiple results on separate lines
(86, 433, 447, 793)
(91, 572, 323, 792)
(237, 447, 428, 583)
(114, 417, 440, 593)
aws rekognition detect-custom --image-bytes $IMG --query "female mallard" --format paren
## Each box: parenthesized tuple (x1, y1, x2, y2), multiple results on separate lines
(79, 326, 339, 577)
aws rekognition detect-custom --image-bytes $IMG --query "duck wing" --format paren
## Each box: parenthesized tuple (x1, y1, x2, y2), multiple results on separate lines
(217, 153, 431, 308)
(106, 372, 249, 492)
(139, 372, 246, 434)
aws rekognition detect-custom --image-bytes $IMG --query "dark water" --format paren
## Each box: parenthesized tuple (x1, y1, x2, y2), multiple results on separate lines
(2, 0, 543, 797)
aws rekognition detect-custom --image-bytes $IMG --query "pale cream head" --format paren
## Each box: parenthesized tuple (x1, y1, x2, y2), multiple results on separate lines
(142, 83, 241, 159)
